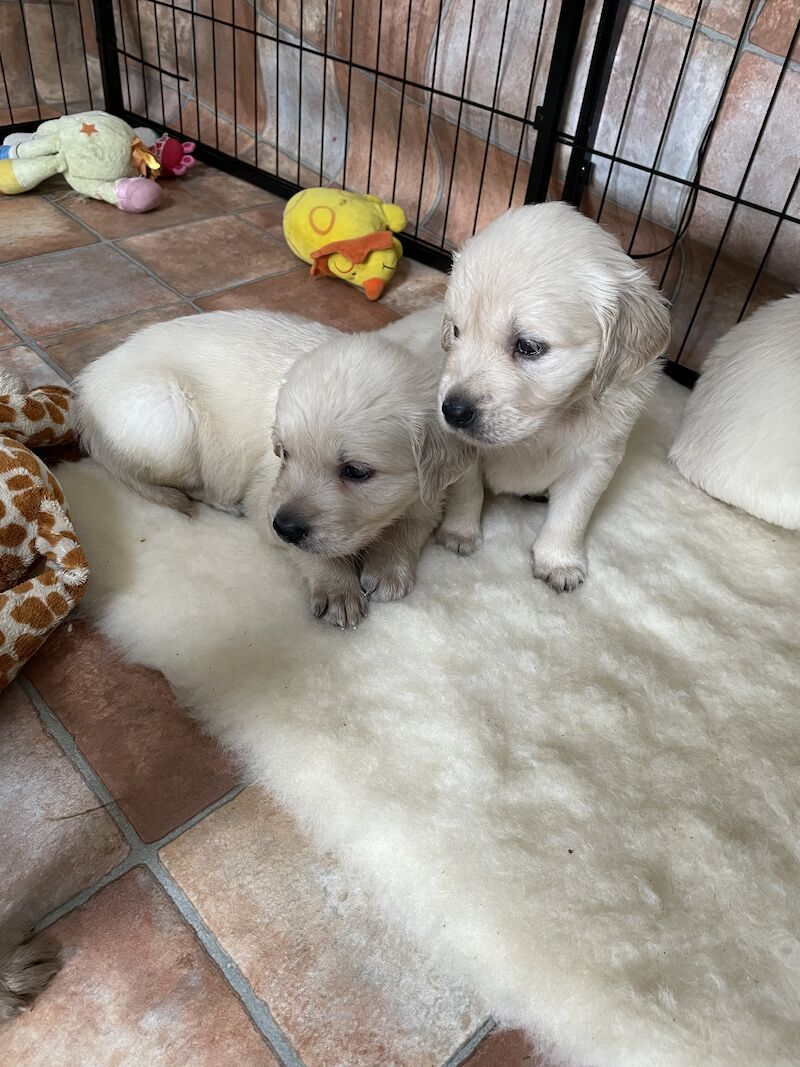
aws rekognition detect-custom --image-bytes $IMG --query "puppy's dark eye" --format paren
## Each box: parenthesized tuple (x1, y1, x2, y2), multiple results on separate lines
(340, 463, 374, 482)
(514, 337, 548, 360)
(452, 324, 460, 339)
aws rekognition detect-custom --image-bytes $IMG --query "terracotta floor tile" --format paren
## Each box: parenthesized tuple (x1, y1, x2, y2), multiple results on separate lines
(57, 180, 224, 241)
(1, 345, 67, 388)
(2, 868, 278, 1066)
(40, 304, 197, 378)
(0, 196, 96, 265)
(0, 244, 176, 336)
(464, 1027, 547, 1066)
(197, 267, 400, 331)
(0, 684, 128, 928)
(118, 215, 299, 297)
(381, 257, 448, 316)
(25, 621, 241, 843)
(52, 163, 278, 242)
(184, 165, 282, 212)
(161, 787, 484, 1067)
(238, 201, 286, 241)
(0, 320, 20, 348)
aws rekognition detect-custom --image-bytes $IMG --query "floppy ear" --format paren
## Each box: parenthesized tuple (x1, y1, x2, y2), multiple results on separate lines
(592, 272, 671, 400)
(412, 415, 475, 508)
(441, 313, 454, 352)
(271, 424, 282, 457)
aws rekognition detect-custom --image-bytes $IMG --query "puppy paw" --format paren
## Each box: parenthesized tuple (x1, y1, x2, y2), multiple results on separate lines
(310, 583, 369, 629)
(532, 552, 586, 593)
(209, 499, 246, 517)
(360, 559, 415, 602)
(0, 934, 60, 1022)
(434, 525, 482, 556)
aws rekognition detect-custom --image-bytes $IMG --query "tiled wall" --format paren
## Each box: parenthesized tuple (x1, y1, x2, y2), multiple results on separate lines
(2, 0, 798, 370)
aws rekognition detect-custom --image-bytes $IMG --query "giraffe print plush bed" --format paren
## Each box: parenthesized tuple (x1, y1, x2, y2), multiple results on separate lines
(0, 372, 88, 690)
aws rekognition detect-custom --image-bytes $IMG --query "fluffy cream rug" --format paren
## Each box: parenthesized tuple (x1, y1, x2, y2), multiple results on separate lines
(58, 379, 800, 1067)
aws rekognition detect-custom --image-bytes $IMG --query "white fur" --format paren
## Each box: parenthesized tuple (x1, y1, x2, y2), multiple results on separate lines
(439, 202, 671, 591)
(669, 292, 800, 530)
(58, 377, 800, 1067)
(75, 310, 333, 512)
(76, 309, 472, 627)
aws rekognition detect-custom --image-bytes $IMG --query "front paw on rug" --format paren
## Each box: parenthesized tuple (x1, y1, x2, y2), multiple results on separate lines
(310, 584, 369, 628)
(360, 559, 415, 602)
(531, 551, 586, 593)
(434, 525, 482, 556)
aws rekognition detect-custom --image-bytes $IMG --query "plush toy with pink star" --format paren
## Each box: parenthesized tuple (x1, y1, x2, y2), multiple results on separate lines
(0, 111, 163, 212)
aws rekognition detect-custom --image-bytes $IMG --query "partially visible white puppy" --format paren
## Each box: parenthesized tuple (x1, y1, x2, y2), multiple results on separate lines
(76, 310, 329, 515)
(77, 310, 471, 626)
(437, 201, 671, 591)
(669, 291, 800, 530)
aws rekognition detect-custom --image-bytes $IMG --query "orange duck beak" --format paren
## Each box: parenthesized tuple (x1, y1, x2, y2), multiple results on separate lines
(362, 277, 385, 301)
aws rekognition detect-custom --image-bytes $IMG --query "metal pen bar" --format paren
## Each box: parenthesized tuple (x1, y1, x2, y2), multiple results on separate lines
(525, 0, 587, 204)
(413, 0, 445, 236)
(472, 0, 513, 235)
(675, 13, 800, 363)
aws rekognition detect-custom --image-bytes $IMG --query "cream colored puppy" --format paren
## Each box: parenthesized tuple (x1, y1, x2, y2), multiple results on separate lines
(77, 310, 471, 627)
(437, 202, 671, 591)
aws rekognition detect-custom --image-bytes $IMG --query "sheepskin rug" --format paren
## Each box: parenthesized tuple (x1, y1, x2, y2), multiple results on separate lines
(57, 379, 800, 1067)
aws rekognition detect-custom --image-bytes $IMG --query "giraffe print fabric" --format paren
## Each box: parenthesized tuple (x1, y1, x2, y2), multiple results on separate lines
(0, 382, 89, 691)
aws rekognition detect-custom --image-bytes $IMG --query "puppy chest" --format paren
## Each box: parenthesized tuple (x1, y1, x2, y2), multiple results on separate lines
(483, 447, 566, 496)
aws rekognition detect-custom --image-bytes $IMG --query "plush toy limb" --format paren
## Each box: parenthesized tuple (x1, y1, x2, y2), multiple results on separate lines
(382, 203, 407, 232)
(1, 133, 35, 148)
(0, 153, 62, 194)
(14, 133, 61, 159)
(0, 492, 88, 690)
(0, 368, 27, 395)
(0, 385, 75, 448)
(67, 174, 162, 213)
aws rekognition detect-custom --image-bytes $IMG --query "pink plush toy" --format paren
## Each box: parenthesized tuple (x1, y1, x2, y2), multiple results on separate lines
(135, 128, 196, 178)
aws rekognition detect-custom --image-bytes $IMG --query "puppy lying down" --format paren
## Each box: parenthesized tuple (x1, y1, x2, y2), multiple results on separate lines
(76, 310, 472, 627)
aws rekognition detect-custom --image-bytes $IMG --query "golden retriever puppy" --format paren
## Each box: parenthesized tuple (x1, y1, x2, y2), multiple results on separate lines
(437, 202, 670, 591)
(77, 310, 471, 626)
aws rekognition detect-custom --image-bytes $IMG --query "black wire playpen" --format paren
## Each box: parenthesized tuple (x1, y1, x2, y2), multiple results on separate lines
(2, 0, 798, 382)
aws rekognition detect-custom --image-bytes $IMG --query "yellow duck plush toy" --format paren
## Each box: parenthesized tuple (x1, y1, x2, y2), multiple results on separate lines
(283, 189, 407, 301)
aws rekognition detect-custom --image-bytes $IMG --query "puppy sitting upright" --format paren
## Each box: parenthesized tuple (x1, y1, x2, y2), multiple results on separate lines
(437, 201, 670, 591)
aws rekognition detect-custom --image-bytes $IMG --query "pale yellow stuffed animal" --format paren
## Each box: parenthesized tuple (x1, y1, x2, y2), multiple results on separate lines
(283, 189, 406, 301)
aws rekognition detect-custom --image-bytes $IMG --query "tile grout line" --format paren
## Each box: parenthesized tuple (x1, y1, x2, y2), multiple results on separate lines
(33, 782, 249, 931)
(632, 0, 800, 71)
(31, 297, 198, 360)
(146, 858, 306, 1067)
(43, 196, 207, 312)
(0, 308, 71, 385)
(46, 194, 301, 308)
(11, 189, 483, 1065)
(18, 676, 306, 1067)
(18, 676, 150, 853)
(441, 1016, 496, 1067)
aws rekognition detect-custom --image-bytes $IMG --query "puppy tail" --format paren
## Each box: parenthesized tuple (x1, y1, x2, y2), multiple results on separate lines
(117, 474, 194, 515)
(0, 934, 60, 1023)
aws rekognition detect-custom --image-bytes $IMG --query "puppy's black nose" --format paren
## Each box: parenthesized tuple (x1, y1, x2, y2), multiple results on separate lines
(442, 393, 478, 429)
(272, 508, 310, 545)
